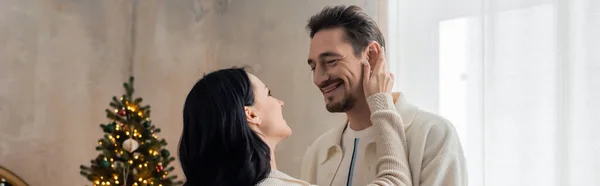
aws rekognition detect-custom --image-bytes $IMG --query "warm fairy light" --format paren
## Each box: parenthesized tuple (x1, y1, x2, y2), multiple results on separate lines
(115, 181, 119, 184)
(111, 164, 115, 168)
(143, 180, 148, 184)
(134, 155, 139, 159)
(152, 134, 157, 138)
(149, 150, 153, 154)
(120, 97, 123, 100)
(128, 160, 133, 164)
(99, 141, 102, 145)
(162, 175, 166, 179)
(138, 164, 142, 168)
(133, 183, 138, 186)
(153, 151, 158, 156)
(110, 158, 114, 161)
(95, 180, 100, 184)
(113, 175, 118, 179)
(144, 163, 148, 167)
(114, 144, 117, 147)
(120, 151, 124, 154)
(126, 131, 130, 136)
(114, 109, 119, 113)
(116, 135, 120, 139)
(138, 178, 142, 182)
(158, 162, 162, 166)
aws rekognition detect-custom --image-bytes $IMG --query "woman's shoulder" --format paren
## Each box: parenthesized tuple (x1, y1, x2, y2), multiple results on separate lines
(257, 170, 315, 186)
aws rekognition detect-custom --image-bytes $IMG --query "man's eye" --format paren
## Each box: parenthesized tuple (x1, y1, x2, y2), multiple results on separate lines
(310, 66, 316, 71)
(327, 59, 338, 64)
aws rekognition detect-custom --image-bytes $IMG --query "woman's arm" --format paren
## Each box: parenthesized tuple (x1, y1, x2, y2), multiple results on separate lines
(361, 43, 412, 186)
(365, 93, 412, 186)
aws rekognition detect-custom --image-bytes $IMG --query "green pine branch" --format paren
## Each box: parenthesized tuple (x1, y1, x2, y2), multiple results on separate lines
(80, 76, 182, 186)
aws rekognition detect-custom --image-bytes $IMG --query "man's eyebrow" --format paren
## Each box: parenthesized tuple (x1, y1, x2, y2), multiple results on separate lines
(318, 52, 342, 59)
(308, 52, 342, 65)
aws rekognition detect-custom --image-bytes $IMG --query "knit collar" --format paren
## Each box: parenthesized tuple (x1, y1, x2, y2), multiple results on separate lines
(267, 170, 311, 185)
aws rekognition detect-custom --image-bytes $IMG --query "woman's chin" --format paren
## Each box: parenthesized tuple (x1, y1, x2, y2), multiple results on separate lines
(278, 126, 293, 140)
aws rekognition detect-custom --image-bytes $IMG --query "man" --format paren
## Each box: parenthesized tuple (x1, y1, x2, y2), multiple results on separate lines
(300, 5, 468, 186)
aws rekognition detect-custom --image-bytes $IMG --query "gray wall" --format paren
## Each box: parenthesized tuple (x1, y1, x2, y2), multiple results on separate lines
(0, 0, 384, 185)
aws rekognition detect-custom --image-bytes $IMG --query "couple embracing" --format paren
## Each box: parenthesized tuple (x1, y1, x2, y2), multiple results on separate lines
(178, 5, 467, 186)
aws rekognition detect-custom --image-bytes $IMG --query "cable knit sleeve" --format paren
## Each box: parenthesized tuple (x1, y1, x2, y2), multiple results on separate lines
(365, 93, 413, 186)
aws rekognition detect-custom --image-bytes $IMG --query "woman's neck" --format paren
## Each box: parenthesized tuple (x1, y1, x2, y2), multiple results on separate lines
(264, 139, 279, 171)
(270, 147, 277, 170)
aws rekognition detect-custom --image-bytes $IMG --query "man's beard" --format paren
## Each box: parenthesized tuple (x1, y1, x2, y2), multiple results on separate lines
(325, 93, 357, 113)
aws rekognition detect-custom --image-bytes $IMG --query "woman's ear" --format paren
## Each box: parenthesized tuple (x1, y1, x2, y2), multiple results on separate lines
(245, 106, 261, 125)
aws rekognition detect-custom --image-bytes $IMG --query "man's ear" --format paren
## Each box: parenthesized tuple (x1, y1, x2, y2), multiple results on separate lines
(392, 92, 400, 103)
(365, 41, 382, 68)
(245, 106, 261, 125)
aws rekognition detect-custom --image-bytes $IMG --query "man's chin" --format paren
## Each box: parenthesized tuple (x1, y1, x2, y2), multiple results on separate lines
(325, 101, 346, 113)
(325, 94, 357, 113)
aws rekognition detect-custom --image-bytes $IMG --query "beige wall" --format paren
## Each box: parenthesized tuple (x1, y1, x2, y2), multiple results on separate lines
(0, 0, 133, 185)
(0, 0, 384, 185)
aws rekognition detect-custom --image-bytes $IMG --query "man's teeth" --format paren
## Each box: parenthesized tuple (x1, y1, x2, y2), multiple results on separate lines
(324, 84, 340, 93)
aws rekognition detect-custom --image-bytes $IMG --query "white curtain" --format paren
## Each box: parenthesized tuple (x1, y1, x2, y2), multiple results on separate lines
(385, 0, 600, 185)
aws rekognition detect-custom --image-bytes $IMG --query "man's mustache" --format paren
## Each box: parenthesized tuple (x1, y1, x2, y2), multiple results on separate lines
(318, 79, 344, 89)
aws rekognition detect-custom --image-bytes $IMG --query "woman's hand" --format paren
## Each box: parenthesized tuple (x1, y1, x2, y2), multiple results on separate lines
(362, 44, 394, 97)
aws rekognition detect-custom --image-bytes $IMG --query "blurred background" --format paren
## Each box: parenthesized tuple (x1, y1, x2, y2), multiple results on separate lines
(1, 0, 598, 185)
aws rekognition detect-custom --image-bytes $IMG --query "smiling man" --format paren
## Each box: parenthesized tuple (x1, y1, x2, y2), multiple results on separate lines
(300, 5, 468, 186)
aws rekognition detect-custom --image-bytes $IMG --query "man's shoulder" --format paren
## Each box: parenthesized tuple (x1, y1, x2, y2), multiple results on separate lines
(305, 126, 340, 152)
(301, 125, 343, 181)
(407, 109, 464, 154)
(410, 109, 456, 133)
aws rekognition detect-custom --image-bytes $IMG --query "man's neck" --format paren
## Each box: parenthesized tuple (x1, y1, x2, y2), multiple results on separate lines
(346, 99, 372, 131)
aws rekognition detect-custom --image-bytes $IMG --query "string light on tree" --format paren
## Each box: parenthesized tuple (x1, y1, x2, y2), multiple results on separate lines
(80, 76, 183, 186)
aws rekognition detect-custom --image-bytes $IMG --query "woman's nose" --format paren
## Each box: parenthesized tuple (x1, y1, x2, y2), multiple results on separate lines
(278, 100, 284, 107)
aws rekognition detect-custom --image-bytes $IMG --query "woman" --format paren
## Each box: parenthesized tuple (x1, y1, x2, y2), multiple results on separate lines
(179, 47, 411, 186)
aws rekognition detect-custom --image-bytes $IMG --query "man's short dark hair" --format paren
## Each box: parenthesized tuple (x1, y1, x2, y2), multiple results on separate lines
(306, 5, 385, 57)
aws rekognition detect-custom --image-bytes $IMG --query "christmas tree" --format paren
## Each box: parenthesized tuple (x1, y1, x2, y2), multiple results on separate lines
(80, 77, 183, 186)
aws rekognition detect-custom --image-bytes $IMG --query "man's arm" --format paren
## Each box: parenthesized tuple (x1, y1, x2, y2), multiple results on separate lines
(419, 118, 468, 186)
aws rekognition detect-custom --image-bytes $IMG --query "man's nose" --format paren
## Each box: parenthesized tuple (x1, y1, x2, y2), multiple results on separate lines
(313, 67, 329, 87)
